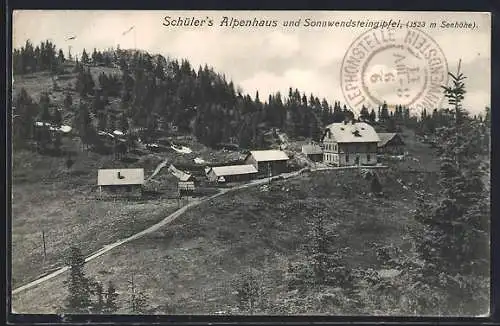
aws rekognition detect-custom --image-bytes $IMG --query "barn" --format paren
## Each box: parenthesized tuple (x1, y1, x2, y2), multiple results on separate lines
(301, 144, 323, 162)
(377, 133, 405, 155)
(206, 164, 258, 183)
(97, 168, 144, 197)
(244, 150, 289, 176)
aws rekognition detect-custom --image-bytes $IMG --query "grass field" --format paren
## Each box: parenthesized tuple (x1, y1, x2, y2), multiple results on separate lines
(11, 137, 181, 289)
(12, 166, 440, 314)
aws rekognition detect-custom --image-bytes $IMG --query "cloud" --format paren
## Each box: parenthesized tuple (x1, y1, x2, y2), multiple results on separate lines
(240, 68, 340, 102)
(262, 31, 300, 58)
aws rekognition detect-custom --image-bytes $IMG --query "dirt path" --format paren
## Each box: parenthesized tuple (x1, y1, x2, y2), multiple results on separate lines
(11, 175, 282, 295)
(12, 165, 375, 295)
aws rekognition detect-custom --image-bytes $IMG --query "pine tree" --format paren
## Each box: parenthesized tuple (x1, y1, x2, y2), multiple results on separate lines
(412, 61, 490, 314)
(81, 48, 90, 65)
(64, 93, 73, 110)
(75, 102, 93, 150)
(13, 88, 37, 145)
(52, 109, 62, 127)
(39, 92, 52, 121)
(58, 49, 65, 64)
(64, 247, 93, 313)
(104, 281, 119, 313)
(92, 282, 106, 314)
(369, 108, 376, 123)
(380, 102, 389, 122)
(233, 269, 267, 314)
(359, 105, 370, 121)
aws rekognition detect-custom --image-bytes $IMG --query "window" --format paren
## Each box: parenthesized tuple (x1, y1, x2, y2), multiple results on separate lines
(346, 153, 349, 162)
(367, 154, 371, 161)
(334, 143, 337, 152)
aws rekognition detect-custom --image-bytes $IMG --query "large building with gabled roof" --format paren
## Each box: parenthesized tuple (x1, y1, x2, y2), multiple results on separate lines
(321, 121, 379, 166)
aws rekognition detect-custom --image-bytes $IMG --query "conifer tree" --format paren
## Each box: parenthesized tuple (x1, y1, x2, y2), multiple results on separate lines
(64, 247, 93, 313)
(412, 61, 490, 314)
(81, 48, 90, 65)
(104, 281, 119, 313)
(359, 105, 370, 121)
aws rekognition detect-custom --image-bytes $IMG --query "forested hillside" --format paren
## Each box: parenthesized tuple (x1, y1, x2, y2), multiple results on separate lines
(13, 39, 485, 153)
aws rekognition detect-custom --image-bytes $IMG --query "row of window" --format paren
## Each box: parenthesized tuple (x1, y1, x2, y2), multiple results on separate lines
(324, 142, 377, 152)
(325, 153, 338, 162)
(324, 142, 338, 152)
(324, 153, 373, 163)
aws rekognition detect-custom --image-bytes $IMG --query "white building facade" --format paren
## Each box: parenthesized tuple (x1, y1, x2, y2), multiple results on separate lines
(322, 121, 379, 166)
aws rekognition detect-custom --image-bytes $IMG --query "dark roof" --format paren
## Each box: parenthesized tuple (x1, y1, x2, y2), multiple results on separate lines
(377, 133, 404, 147)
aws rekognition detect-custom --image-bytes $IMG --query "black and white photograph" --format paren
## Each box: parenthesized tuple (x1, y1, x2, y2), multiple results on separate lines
(10, 10, 491, 316)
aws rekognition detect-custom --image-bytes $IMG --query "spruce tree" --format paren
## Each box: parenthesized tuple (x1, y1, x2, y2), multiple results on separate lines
(64, 247, 93, 313)
(369, 109, 376, 123)
(81, 48, 90, 65)
(412, 61, 490, 314)
(359, 105, 370, 121)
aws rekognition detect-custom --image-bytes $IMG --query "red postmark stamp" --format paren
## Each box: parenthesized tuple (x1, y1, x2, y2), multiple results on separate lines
(341, 28, 448, 112)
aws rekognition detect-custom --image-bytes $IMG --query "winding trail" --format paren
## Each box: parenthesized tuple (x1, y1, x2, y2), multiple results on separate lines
(12, 165, 388, 295)
(12, 173, 298, 295)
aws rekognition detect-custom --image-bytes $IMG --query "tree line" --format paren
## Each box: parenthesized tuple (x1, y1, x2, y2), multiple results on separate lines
(13, 40, 489, 154)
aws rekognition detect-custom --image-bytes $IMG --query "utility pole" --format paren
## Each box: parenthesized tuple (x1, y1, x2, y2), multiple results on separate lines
(42, 230, 47, 263)
(134, 28, 137, 50)
(128, 274, 135, 312)
(268, 162, 272, 187)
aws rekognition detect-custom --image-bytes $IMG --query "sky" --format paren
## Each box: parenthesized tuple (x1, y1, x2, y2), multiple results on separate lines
(13, 10, 491, 115)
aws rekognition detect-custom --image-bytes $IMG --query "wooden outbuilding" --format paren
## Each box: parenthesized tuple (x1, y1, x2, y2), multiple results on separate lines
(244, 150, 289, 176)
(97, 168, 144, 198)
(377, 133, 405, 155)
(301, 144, 323, 162)
(206, 164, 258, 183)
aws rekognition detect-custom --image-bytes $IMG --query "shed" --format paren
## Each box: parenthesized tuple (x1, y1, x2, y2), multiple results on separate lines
(97, 168, 144, 197)
(301, 144, 323, 162)
(244, 150, 289, 176)
(377, 133, 405, 155)
(207, 164, 258, 183)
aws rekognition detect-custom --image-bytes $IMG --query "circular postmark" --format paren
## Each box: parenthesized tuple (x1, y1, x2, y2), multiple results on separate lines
(341, 28, 448, 113)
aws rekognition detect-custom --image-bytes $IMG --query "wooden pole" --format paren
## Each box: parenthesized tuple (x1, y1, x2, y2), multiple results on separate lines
(129, 274, 135, 312)
(268, 162, 271, 187)
(42, 230, 47, 262)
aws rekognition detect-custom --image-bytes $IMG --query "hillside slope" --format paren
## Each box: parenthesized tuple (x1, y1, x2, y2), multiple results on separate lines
(12, 168, 441, 314)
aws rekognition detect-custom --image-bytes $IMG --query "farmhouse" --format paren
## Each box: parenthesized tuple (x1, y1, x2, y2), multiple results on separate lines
(322, 121, 379, 166)
(301, 144, 323, 162)
(206, 164, 258, 183)
(97, 168, 144, 197)
(244, 150, 289, 176)
(377, 133, 405, 155)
